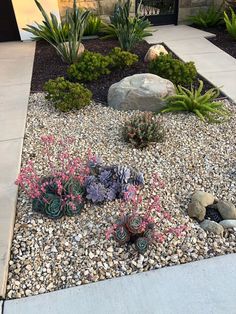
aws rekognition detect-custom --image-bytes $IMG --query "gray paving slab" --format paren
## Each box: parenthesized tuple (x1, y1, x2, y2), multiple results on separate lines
(0, 301, 3, 313)
(4, 254, 236, 314)
(0, 41, 35, 298)
(0, 42, 36, 59)
(146, 25, 215, 44)
(180, 51, 236, 73)
(201, 70, 236, 102)
(0, 84, 30, 141)
(0, 56, 35, 87)
(165, 38, 224, 55)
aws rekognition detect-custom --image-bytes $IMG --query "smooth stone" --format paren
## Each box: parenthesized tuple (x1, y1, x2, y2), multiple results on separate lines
(219, 220, 236, 229)
(200, 220, 224, 236)
(216, 201, 236, 220)
(108, 73, 175, 112)
(191, 191, 215, 207)
(188, 200, 206, 222)
(144, 44, 168, 62)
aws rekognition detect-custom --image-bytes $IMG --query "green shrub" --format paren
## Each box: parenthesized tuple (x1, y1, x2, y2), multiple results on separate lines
(67, 51, 112, 81)
(84, 13, 102, 36)
(44, 77, 92, 112)
(101, 0, 152, 51)
(188, 5, 224, 27)
(162, 80, 230, 123)
(123, 112, 164, 148)
(148, 53, 197, 86)
(23, 0, 90, 64)
(109, 47, 138, 69)
(224, 7, 236, 39)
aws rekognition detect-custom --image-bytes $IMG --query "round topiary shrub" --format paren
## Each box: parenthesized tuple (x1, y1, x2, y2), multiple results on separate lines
(148, 53, 197, 85)
(44, 77, 92, 112)
(67, 50, 112, 82)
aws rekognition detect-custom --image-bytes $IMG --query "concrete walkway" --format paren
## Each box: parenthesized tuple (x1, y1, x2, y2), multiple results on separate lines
(0, 41, 35, 298)
(3, 254, 236, 314)
(146, 25, 236, 102)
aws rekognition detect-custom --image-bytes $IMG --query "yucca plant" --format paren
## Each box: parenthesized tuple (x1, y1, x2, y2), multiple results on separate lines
(188, 5, 224, 27)
(162, 81, 230, 123)
(23, 0, 90, 64)
(101, 0, 152, 51)
(224, 7, 236, 39)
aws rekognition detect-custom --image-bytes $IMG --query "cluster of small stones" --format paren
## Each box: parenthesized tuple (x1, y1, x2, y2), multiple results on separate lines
(6, 93, 236, 299)
(188, 191, 236, 235)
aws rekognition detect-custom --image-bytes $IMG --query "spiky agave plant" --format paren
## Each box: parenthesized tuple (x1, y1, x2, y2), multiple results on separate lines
(123, 113, 164, 148)
(162, 80, 230, 123)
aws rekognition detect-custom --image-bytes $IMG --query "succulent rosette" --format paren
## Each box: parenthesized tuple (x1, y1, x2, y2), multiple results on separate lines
(135, 237, 149, 254)
(126, 215, 143, 234)
(44, 194, 64, 219)
(64, 198, 84, 217)
(114, 225, 130, 244)
(32, 197, 47, 213)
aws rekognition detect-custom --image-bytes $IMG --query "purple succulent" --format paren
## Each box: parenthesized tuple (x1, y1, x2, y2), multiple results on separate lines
(86, 183, 106, 203)
(84, 175, 96, 187)
(115, 166, 131, 184)
(99, 170, 113, 187)
(133, 172, 144, 186)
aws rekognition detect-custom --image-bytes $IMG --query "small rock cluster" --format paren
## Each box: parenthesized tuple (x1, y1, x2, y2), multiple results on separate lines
(188, 191, 236, 235)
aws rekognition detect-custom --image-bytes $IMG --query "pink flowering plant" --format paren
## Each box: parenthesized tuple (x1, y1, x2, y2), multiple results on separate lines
(16, 135, 92, 219)
(106, 174, 187, 254)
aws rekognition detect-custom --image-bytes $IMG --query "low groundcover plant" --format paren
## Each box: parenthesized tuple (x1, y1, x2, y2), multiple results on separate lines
(106, 175, 187, 254)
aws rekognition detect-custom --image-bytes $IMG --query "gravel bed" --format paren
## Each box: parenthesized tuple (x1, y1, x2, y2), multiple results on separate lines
(7, 93, 236, 299)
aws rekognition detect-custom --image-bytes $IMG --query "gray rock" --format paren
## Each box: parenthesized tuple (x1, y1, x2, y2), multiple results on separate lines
(188, 200, 206, 222)
(108, 73, 175, 112)
(219, 220, 236, 229)
(200, 220, 224, 236)
(191, 191, 215, 207)
(216, 201, 236, 220)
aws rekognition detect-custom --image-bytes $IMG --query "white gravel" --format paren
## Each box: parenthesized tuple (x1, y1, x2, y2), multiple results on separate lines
(7, 93, 236, 299)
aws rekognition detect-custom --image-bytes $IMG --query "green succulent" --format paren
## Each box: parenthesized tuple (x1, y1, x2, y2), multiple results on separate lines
(44, 193, 64, 219)
(114, 225, 130, 244)
(32, 197, 47, 213)
(162, 80, 230, 123)
(135, 237, 149, 254)
(123, 113, 164, 148)
(44, 77, 92, 112)
(67, 51, 112, 82)
(148, 53, 197, 86)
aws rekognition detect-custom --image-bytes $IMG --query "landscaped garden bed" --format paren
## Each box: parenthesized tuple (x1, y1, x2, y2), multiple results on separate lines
(6, 0, 236, 300)
(7, 93, 236, 298)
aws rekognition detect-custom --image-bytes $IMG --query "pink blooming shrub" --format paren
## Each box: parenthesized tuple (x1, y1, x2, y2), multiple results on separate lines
(16, 135, 92, 219)
(106, 174, 187, 254)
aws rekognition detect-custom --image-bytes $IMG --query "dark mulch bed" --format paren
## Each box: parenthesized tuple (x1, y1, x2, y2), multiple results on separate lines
(31, 38, 224, 103)
(193, 24, 236, 59)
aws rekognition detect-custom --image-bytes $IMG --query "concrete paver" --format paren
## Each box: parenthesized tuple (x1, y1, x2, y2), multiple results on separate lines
(0, 42, 35, 298)
(147, 25, 215, 44)
(4, 254, 236, 314)
(0, 84, 30, 141)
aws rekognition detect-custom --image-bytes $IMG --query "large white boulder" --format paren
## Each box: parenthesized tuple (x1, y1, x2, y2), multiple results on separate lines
(108, 73, 175, 112)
